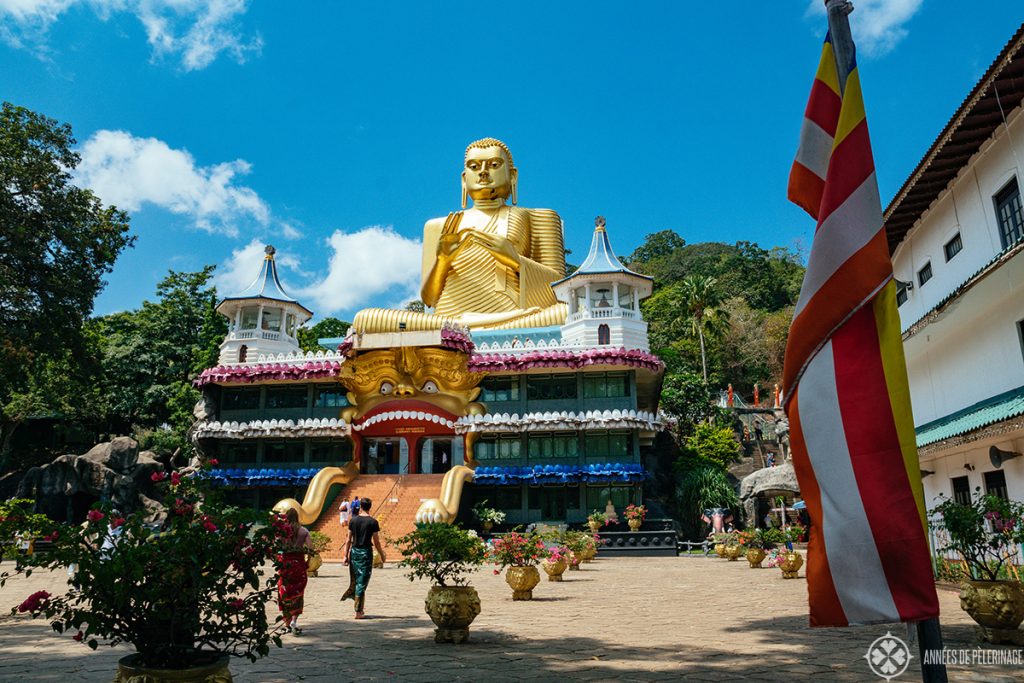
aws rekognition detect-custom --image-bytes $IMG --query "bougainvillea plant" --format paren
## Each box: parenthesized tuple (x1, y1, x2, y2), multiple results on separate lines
(396, 523, 487, 587)
(0, 462, 288, 670)
(487, 530, 548, 570)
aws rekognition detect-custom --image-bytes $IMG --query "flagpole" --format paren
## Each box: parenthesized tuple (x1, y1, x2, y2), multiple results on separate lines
(822, 2, 948, 682)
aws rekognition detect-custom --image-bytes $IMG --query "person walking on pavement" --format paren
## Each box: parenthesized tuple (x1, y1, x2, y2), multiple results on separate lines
(340, 498, 386, 619)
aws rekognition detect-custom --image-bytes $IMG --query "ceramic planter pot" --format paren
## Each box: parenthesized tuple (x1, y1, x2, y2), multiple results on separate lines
(580, 545, 597, 563)
(542, 560, 567, 581)
(714, 543, 726, 558)
(746, 548, 766, 568)
(306, 552, 323, 577)
(724, 544, 743, 561)
(505, 565, 541, 600)
(959, 580, 1024, 644)
(424, 585, 481, 644)
(115, 653, 231, 682)
(628, 519, 642, 531)
(779, 551, 804, 579)
(588, 521, 602, 533)
(482, 521, 494, 533)
(373, 549, 384, 568)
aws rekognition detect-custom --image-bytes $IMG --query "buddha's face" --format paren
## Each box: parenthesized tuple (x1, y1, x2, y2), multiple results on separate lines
(463, 146, 515, 201)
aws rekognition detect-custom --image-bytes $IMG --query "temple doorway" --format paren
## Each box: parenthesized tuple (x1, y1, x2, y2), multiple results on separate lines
(364, 438, 402, 474)
(418, 438, 453, 474)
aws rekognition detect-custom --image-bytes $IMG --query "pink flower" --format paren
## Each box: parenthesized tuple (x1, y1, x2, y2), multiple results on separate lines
(151, 471, 167, 482)
(86, 510, 105, 522)
(72, 630, 84, 642)
(17, 590, 50, 613)
(170, 472, 182, 486)
(43, 531, 58, 542)
(202, 517, 218, 533)
(208, 458, 219, 467)
(110, 517, 126, 529)
(493, 569, 500, 575)
(228, 599, 244, 610)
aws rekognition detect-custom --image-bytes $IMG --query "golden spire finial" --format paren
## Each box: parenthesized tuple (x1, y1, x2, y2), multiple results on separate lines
(595, 216, 606, 232)
(264, 244, 276, 260)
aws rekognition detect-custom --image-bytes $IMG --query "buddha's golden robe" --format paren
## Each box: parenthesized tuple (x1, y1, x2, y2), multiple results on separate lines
(353, 206, 568, 332)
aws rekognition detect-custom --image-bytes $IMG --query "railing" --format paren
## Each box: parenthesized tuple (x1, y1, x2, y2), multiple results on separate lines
(565, 308, 639, 323)
(677, 539, 713, 556)
(375, 465, 409, 540)
(227, 329, 288, 342)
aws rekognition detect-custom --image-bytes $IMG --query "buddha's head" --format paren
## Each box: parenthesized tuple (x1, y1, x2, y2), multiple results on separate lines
(462, 137, 518, 207)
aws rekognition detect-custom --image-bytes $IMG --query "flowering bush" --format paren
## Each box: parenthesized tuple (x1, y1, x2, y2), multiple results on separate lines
(711, 531, 738, 545)
(472, 500, 506, 526)
(0, 463, 286, 669)
(308, 531, 332, 555)
(930, 489, 1024, 581)
(624, 504, 647, 522)
(764, 549, 786, 568)
(487, 530, 548, 570)
(587, 511, 609, 527)
(559, 530, 593, 557)
(543, 545, 572, 565)
(737, 528, 784, 550)
(0, 499, 51, 558)
(784, 523, 807, 544)
(396, 523, 486, 587)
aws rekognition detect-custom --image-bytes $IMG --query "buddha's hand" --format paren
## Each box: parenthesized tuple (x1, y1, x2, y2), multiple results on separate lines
(465, 229, 521, 270)
(437, 212, 470, 260)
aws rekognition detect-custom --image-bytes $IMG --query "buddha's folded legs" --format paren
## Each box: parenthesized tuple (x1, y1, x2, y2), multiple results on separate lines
(352, 304, 568, 333)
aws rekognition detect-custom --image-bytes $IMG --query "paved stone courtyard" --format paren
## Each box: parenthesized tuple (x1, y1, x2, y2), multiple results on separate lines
(1, 555, 1021, 682)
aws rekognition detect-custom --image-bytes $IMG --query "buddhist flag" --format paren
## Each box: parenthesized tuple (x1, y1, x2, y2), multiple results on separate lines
(783, 34, 940, 626)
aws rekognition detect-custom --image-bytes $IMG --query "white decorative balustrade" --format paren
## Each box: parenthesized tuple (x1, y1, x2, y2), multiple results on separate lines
(195, 418, 350, 439)
(455, 409, 661, 434)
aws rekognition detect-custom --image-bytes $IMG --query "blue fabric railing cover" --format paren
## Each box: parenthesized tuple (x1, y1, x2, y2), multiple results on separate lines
(473, 462, 645, 486)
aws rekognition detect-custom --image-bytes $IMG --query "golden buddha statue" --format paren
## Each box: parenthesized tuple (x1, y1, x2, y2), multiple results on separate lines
(353, 138, 568, 332)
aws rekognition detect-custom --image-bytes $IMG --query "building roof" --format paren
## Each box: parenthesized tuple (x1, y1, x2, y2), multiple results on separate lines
(915, 384, 1024, 448)
(218, 245, 313, 316)
(884, 23, 1024, 253)
(553, 218, 653, 286)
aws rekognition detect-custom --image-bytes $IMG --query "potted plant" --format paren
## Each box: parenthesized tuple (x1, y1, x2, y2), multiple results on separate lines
(624, 504, 647, 531)
(930, 491, 1024, 642)
(307, 531, 332, 577)
(541, 545, 571, 581)
(1, 463, 284, 681)
(395, 523, 486, 643)
(559, 531, 590, 570)
(472, 500, 506, 533)
(711, 531, 735, 558)
(587, 510, 608, 533)
(737, 528, 783, 568)
(488, 530, 547, 600)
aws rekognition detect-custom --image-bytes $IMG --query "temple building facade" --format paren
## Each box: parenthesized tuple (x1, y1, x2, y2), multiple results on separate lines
(193, 218, 664, 532)
(885, 26, 1024, 509)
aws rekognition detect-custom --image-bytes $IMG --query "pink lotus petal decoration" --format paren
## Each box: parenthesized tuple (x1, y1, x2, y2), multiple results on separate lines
(194, 360, 343, 386)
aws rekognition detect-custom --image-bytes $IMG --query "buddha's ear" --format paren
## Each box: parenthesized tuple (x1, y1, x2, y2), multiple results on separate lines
(510, 167, 518, 205)
(461, 173, 468, 209)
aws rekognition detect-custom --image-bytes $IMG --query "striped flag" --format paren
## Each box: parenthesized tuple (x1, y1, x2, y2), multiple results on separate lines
(783, 36, 940, 626)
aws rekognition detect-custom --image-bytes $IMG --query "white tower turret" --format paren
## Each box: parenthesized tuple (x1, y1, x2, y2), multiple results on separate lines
(552, 217, 653, 350)
(215, 245, 313, 364)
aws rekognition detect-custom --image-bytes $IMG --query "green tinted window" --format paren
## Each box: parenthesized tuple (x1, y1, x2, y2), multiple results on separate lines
(222, 388, 260, 411)
(315, 387, 348, 408)
(309, 439, 352, 463)
(265, 387, 308, 409)
(263, 441, 305, 463)
(481, 376, 519, 402)
(584, 431, 632, 457)
(527, 433, 579, 459)
(526, 374, 577, 400)
(583, 372, 630, 398)
(476, 437, 521, 460)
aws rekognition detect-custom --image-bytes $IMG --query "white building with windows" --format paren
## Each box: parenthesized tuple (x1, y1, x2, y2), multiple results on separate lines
(215, 245, 313, 364)
(885, 24, 1024, 507)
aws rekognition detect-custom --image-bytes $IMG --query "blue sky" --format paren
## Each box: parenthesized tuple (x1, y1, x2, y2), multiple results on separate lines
(3, 1, 1022, 321)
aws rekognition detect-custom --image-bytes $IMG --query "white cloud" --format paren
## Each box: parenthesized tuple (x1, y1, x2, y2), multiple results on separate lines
(806, 0, 923, 58)
(75, 129, 269, 236)
(213, 228, 423, 318)
(0, 0, 260, 70)
(280, 221, 303, 240)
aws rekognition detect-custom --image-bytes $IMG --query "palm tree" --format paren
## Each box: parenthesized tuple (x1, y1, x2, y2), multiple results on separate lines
(679, 275, 729, 384)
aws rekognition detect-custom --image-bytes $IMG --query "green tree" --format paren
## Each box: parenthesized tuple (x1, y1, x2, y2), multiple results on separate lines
(684, 422, 741, 469)
(659, 371, 721, 439)
(675, 463, 740, 539)
(297, 317, 351, 352)
(679, 276, 729, 384)
(0, 103, 133, 465)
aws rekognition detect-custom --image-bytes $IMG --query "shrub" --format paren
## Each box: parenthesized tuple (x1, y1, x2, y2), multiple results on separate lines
(396, 523, 486, 587)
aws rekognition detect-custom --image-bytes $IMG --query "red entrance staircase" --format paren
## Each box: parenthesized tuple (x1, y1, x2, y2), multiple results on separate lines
(310, 473, 446, 561)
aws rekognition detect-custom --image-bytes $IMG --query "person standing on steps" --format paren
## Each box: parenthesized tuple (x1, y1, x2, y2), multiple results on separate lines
(340, 497, 386, 619)
(339, 498, 351, 528)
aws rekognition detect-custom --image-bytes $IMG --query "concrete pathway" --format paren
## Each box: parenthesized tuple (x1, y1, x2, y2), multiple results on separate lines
(0, 555, 1021, 681)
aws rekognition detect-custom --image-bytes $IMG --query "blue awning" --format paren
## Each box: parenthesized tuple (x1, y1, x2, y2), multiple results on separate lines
(473, 462, 645, 486)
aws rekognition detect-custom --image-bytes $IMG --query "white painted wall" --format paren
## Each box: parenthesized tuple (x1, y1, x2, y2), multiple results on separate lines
(894, 97, 1024, 507)
(894, 100, 1024, 426)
